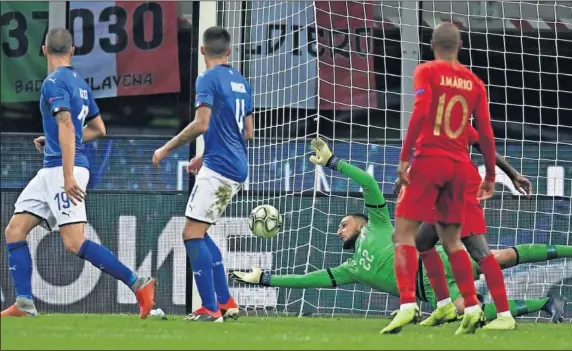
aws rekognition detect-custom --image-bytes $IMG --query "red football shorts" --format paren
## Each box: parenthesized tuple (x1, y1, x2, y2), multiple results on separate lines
(461, 165, 487, 237)
(460, 200, 487, 237)
(395, 156, 468, 224)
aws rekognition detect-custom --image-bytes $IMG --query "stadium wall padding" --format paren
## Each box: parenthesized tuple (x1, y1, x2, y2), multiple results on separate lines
(1, 191, 569, 320)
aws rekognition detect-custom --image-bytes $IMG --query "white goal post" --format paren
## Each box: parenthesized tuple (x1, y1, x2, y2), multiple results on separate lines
(202, 1, 572, 321)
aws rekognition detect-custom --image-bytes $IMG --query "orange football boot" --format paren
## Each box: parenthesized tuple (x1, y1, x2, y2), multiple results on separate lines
(1, 297, 38, 317)
(184, 306, 223, 322)
(135, 278, 156, 319)
(1, 304, 28, 317)
(218, 296, 240, 320)
(1, 301, 37, 317)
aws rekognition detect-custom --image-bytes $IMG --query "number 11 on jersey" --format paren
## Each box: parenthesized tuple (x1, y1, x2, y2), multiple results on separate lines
(235, 98, 245, 133)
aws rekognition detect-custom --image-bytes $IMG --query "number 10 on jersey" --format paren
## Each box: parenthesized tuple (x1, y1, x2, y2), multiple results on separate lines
(433, 93, 469, 139)
(235, 98, 245, 133)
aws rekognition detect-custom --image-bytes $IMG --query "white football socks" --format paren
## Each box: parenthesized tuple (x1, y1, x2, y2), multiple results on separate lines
(437, 298, 452, 308)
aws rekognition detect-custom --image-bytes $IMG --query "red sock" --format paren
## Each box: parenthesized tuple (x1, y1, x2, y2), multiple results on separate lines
(479, 254, 509, 313)
(448, 250, 479, 307)
(394, 245, 418, 305)
(420, 248, 450, 302)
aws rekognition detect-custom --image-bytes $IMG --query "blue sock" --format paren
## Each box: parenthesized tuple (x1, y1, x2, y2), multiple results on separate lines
(7, 241, 33, 300)
(184, 238, 217, 312)
(78, 240, 137, 287)
(204, 234, 231, 304)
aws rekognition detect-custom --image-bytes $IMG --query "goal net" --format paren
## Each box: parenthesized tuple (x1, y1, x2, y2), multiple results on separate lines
(215, 1, 571, 321)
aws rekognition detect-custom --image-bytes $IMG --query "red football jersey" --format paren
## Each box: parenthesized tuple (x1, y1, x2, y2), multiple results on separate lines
(467, 124, 479, 145)
(400, 60, 497, 182)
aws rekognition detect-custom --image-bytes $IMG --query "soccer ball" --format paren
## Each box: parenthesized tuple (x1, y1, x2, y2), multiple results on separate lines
(249, 205, 283, 238)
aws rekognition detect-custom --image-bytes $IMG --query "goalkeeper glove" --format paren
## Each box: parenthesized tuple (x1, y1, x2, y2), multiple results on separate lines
(231, 266, 271, 286)
(309, 137, 339, 170)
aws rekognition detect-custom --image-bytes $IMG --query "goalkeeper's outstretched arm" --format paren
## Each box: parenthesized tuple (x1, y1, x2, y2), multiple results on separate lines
(309, 138, 391, 225)
(336, 160, 386, 208)
(231, 265, 356, 288)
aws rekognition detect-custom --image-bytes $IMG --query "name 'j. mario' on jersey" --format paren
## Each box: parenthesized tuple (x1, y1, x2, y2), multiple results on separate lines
(40, 66, 100, 169)
(194, 64, 253, 183)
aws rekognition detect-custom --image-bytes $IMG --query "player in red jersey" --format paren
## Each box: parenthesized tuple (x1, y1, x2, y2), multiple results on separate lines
(396, 125, 533, 331)
(381, 23, 497, 335)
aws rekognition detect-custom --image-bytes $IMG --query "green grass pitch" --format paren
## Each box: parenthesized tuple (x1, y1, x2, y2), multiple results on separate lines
(1, 314, 571, 350)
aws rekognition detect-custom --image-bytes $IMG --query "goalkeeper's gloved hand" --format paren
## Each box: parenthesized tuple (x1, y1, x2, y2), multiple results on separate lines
(231, 266, 271, 286)
(309, 137, 339, 170)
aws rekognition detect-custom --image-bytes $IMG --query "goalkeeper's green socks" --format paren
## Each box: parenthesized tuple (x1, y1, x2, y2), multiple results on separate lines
(514, 244, 572, 264)
(482, 298, 549, 321)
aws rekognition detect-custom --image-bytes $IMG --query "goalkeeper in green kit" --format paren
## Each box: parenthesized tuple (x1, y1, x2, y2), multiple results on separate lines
(232, 138, 569, 323)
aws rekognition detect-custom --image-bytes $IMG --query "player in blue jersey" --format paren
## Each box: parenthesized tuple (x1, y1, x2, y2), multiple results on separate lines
(153, 26, 254, 322)
(2, 28, 155, 319)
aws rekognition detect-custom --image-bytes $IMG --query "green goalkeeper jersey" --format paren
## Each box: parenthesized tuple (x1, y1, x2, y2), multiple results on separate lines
(331, 160, 398, 295)
(331, 161, 398, 295)
(268, 160, 479, 305)
(269, 160, 397, 293)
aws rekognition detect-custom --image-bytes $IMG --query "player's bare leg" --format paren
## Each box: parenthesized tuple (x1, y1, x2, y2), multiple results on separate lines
(462, 235, 515, 330)
(380, 218, 421, 334)
(182, 219, 223, 322)
(1, 213, 40, 317)
(492, 248, 519, 268)
(415, 223, 458, 326)
(59, 223, 155, 319)
(436, 223, 482, 335)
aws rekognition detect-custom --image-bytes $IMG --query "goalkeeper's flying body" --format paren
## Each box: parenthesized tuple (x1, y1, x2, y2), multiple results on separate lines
(232, 138, 569, 323)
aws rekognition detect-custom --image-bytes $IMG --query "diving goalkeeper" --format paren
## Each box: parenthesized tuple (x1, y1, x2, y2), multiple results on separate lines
(231, 138, 569, 323)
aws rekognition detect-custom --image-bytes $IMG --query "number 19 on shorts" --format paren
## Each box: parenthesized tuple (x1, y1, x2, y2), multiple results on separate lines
(54, 191, 71, 210)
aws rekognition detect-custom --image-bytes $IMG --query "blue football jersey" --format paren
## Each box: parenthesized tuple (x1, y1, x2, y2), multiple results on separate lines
(195, 64, 253, 183)
(40, 66, 100, 169)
